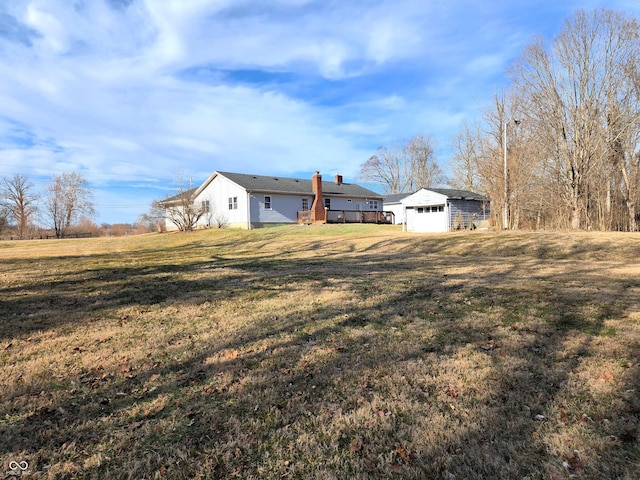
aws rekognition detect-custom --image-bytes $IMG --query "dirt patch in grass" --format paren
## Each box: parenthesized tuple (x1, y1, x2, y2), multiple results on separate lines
(1, 226, 639, 479)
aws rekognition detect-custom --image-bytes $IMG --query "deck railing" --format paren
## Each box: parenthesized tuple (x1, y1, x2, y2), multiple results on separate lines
(297, 210, 312, 224)
(298, 210, 394, 225)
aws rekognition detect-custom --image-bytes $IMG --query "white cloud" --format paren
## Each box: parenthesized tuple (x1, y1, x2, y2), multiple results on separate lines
(1, 0, 633, 223)
(24, 4, 67, 53)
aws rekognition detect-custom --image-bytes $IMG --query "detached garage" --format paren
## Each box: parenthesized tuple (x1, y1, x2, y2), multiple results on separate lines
(402, 188, 489, 233)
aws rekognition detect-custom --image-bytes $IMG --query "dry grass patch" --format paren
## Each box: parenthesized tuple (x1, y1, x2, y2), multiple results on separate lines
(1, 226, 639, 479)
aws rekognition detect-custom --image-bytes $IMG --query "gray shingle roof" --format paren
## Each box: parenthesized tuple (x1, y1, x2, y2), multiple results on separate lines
(217, 171, 382, 198)
(384, 189, 486, 204)
(427, 188, 487, 201)
(159, 188, 197, 205)
(383, 192, 413, 204)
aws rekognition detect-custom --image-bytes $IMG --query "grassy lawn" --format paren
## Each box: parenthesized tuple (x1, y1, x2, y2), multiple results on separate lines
(1, 225, 639, 479)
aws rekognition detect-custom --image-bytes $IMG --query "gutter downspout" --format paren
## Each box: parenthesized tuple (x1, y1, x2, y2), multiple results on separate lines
(446, 201, 450, 232)
(247, 190, 252, 230)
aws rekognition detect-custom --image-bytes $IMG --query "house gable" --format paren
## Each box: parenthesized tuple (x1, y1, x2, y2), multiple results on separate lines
(402, 189, 449, 207)
(193, 173, 249, 228)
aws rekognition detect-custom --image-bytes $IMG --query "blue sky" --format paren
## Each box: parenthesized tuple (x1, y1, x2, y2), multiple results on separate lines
(0, 0, 637, 225)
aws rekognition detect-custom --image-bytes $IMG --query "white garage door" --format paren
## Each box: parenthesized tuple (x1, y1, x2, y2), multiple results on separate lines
(414, 205, 447, 232)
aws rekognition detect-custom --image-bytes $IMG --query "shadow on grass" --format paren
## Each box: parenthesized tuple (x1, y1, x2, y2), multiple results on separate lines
(1, 234, 639, 479)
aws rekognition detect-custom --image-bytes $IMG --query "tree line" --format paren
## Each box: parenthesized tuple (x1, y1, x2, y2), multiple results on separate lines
(450, 8, 640, 231)
(0, 172, 95, 239)
(362, 8, 640, 231)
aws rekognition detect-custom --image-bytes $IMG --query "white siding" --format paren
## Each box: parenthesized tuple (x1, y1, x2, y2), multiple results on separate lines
(194, 175, 249, 228)
(164, 216, 177, 231)
(385, 202, 405, 225)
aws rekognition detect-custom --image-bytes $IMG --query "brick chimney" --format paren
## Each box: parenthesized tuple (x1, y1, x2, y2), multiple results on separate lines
(334, 174, 343, 185)
(311, 171, 326, 223)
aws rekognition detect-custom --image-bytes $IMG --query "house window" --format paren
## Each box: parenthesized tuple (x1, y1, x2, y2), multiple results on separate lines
(228, 197, 238, 210)
(302, 198, 309, 211)
(324, 198, 331, 210)
(264, 196, 272, 210)
(438, 205, 444, 212)
(201, 200, 210, 213)
(368, 200, 378, 210)
(417, 207, 424, 213)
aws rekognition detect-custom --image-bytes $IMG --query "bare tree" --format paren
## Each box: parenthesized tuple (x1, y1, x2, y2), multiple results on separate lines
(357, 143, 405, 194)
(450, 120, 484, 192)
(44, 172, 95, 238)
(451, 91, 550, 229)
(0, 206, 9, 237)
(136, 199, 166, 233)
(0, 174, 38, 239)
(200, 199, 228, 229)
(156, 174, 203, 231)
(404, 134, 444, 190)
(607, 19, 640, 232)
(358, 135, 441, 194)
(212, 210, 229, 229)
(510, 8, 640, 230)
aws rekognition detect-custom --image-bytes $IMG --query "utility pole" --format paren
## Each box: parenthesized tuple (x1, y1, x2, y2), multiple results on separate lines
(503, 119, 521, 229)
(503, 122, 508, 229)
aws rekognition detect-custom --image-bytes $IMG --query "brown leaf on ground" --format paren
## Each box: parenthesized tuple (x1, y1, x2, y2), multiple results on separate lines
(349, 437, 363, 454)
(363, 458, 380, 474)
(395, 444, 412, 461)
(563, 451, 585, 474)
(557, 408, 569, 425)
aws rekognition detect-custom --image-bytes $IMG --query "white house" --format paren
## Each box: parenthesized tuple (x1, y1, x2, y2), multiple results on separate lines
(401, 188, 489, 233)
(180, 171, 384, 230)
